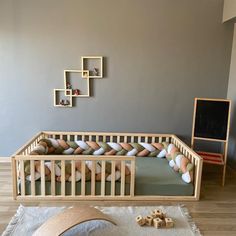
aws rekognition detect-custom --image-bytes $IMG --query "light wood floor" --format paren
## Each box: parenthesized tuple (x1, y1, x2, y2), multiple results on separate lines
(1, 162, 236, 235)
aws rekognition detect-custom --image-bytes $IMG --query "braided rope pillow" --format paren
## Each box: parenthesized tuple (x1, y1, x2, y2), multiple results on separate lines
(26, 138, 193, 183)
(30, 138, 168, 157)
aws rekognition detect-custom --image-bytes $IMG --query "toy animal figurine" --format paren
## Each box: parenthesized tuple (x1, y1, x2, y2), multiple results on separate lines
(59, 99, 64, 105)
(74, 89, 80, 96)
(93, 68, 99, 76)
(64, 100, 70, 106)
(66, 82, 72, 89)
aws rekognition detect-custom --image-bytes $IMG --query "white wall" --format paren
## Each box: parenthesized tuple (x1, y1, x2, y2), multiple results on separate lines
(223, 0, 236, 22)
(227, 24, 236, 167)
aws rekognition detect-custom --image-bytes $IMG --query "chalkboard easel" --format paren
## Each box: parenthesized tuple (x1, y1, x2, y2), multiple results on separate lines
(191, 98, 231, 186)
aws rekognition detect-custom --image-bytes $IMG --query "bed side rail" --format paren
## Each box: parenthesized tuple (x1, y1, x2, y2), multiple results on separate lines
(171, 135, 203, 200)
(13, 155, 135, 200)
(14, 132, 46, 156)
(42, 131, 173, 144)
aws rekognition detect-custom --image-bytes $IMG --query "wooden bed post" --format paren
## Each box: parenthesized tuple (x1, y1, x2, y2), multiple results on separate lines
(194, 158, 203, 200)
(11, 156, 17, 200)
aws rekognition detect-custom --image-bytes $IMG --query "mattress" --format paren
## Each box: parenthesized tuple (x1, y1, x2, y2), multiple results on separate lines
(21, 157, 193, 196)
(135, 157, 193, 196)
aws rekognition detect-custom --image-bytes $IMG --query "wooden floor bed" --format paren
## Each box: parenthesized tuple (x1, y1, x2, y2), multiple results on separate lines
(11, 131, 203, 201)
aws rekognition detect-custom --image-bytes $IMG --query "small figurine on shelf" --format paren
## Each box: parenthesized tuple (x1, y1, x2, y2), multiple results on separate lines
(83, 71, 88, 77)
(66, 82, 72, 89)
(74, 89, 80, 96)
(93, 68, 99, 76)
(66, 82, 72, 95)
(59, 99, 64, 106)
(64, 100, 70, 106)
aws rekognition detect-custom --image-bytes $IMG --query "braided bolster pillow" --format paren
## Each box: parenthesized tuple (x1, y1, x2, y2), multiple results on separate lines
(24, 138, 193, 183)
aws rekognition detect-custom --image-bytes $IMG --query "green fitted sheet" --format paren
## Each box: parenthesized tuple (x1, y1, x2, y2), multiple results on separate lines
(21, 157, 193, 196)
(135, 157, 193, 196)
(23, 181, 130, 196)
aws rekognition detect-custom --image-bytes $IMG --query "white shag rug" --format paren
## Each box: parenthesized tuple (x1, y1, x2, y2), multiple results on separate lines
(2, 205, 201, 236)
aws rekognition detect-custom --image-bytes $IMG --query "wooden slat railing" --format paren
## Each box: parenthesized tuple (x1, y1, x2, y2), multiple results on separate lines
(12, 131, 202, 201)
(14, 155, 135, 200)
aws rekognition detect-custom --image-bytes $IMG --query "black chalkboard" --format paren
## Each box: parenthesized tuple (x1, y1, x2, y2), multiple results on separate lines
(194, 99, 230, 140)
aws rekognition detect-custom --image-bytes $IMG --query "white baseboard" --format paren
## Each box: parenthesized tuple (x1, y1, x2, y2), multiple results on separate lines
(0, 157, 11, 162)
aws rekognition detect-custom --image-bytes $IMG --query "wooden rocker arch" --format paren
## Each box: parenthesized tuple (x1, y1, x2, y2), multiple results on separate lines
(33, 206, 116, 236)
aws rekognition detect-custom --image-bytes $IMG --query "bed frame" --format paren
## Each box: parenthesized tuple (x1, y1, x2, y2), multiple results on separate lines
(11, 131, 203, 201)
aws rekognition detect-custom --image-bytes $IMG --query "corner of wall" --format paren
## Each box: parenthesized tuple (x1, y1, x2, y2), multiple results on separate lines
(227, 23, 236, 170)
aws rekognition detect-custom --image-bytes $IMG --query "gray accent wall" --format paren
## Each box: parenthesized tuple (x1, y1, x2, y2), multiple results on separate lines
(0, 0, 234, 156)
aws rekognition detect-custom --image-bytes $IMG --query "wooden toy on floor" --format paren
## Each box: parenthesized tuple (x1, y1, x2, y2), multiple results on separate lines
(136, 208, 174, 229)
(145, 215, 153, 226)
(136, 215, 146, 226)
(153, 218, 164, 229)
(151, 210, 156, 218)
(165, 218, 174, 228)
(153, 209, 164, 219)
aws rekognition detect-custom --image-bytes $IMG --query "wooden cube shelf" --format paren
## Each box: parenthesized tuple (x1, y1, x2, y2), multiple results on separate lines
(53, 55, 104, 108)
(81, 56, 103, 78)
(53, 89, 72, 108)
(64, 70, 90, 97)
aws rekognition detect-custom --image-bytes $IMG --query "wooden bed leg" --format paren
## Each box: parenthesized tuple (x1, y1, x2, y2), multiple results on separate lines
(11, 157, 17, 200)
(222, 164, 226, 186)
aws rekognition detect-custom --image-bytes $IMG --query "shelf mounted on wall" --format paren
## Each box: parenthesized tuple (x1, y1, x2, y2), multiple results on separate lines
(53, 89, 72, 108)
(81, 56, 103, 78)
(64, 70, 90, 97)
(53, 56, 104, 108)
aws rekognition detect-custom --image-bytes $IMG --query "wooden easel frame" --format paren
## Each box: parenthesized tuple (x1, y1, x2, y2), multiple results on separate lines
(191, 98, 231, 186)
